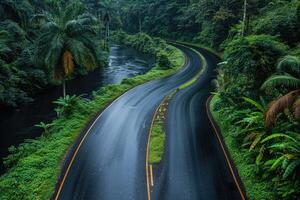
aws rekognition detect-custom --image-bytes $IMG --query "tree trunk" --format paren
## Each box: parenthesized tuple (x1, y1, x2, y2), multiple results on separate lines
(139, 12, 142, 32)
(62, 79, 66, 98)
(241, 0, 247, 37)
(107, 23, 110, 38)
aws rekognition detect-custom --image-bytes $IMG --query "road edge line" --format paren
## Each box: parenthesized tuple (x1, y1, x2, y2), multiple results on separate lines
(52, 44, 187, 200)
(145, 43, 208, 200)
(54, 87, 135, 200)
(206, 95, 247, 200)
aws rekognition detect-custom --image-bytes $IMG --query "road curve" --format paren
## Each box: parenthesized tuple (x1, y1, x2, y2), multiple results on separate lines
(154, 47, 242, 200)
(54, 44, 202, 200)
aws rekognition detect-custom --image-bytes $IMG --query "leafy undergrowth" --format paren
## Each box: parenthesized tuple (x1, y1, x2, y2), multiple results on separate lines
(0, 44, 184, 200)
(150, 117, 165, 163)
(149, 97, 171, 164)
(209, 95, 276, 200)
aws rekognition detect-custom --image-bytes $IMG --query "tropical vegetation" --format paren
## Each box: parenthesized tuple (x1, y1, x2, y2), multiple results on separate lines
(0, 0, 110, 107)
(0, 33, 184, 199)
(0, 0, 300, 199)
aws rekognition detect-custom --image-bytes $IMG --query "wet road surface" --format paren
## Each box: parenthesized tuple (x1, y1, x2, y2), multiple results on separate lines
(56, 45, 242, 200)
(55, 44, 201, 200)
(155, 47, 241, 200)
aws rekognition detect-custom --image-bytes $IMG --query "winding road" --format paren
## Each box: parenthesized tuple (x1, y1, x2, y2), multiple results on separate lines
(153, 47, 242, 200)
(54, 44, 243, 200)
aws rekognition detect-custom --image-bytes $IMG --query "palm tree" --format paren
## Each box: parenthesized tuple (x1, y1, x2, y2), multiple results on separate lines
(35, 2, 99, 97)
(241, 0, 247, 37)
(261, 55, 300, 130)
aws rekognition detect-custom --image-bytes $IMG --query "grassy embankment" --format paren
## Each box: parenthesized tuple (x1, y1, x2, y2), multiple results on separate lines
(149, 93, 175, 163)
(210, 95, 276, 200)
(0, 34, 185, 200)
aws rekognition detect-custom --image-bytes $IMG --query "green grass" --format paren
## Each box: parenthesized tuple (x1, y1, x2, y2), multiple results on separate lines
(209, 95, 276, 200)
(149, 45, 205, 164)
(0, 45, 185, 200)
(149, 48, 185, 164)
(149, 117, 165, 163)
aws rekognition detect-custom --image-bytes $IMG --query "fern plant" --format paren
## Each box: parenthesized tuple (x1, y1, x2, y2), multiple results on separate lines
(236, 97, 266, 154)
(262, 55, 300, 130)
(53, 95, 82, 118)
(262, 132, 300, 179)
(34, 122, 54, 136)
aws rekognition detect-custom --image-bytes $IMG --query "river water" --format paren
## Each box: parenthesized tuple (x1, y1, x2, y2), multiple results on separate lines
(0, 44, 154, 173)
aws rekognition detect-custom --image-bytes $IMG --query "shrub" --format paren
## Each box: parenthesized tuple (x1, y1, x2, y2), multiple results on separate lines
(252, 0, 300, 46)
(219, 34, 288, 103)
(111, 31, 175, 70)
(156, 50, 171, 69)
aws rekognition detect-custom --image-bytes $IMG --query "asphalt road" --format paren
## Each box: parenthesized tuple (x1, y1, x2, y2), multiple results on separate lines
(154, 47, 241, 200)
(55, 44, 203, 200)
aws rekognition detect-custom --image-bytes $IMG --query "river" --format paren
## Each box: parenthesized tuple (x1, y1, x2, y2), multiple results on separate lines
(0, 44, 154, 173)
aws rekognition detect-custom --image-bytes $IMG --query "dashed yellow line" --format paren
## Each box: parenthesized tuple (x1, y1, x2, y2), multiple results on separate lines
(145, 43, 208, 200)
(206, 95, 246, 200)
(146, 104, 160, 200)
(150, 164, 154, 187)
(145, 44, 189, 200)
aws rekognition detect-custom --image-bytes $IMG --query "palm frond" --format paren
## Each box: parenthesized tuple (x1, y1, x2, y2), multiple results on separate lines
(277, 55, 300, 75)
(294, 97, 300, 119)
(256, 145, 265, 165)
(243, 97, 265, 112)
(283, 160, 300, 179)
(249, 133, 264, 151)
(66, 38, 96, 71)
(62, 50, 74, 76)
(270, 155, 286, 171)
(62, 2, 86, 24)
(265, 90, 300, 129)
(261, 133, 297, 143)
(261, 75, 300, 90)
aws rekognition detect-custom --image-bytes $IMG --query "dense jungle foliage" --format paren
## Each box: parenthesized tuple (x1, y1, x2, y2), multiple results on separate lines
(0, 0, 110, 107)
(0, 3, 184, 196)
(0, 0, 300, 199)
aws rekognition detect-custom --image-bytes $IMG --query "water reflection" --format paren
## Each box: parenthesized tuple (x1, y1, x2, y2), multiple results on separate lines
(0, 44, 154, 172)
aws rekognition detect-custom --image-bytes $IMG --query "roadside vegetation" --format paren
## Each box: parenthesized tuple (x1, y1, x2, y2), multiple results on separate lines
(208, 2, 300, 199)
(0, 32, 185, 199)
(0, 0, 109, 108)
(111, 31, 177, 70)
(149, 94, 174, 164)
(1, 0, 300, 199)
(116, 0, 300, 199)
(149, 111, 165, 164)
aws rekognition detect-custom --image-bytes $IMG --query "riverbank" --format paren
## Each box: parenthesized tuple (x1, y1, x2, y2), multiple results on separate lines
(0, 40, 185, 199)
(0, 44, 154, 174)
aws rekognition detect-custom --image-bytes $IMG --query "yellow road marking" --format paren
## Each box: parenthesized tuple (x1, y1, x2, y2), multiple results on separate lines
(206, 96, 246, 200)
(150, 164, 154, 187)
(54, 88, 136, 200)
(55, 43, 189, 200)
(145, 44, 189, 200)
(145, 43, 207, 200)
(146, 101, 161, 200)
